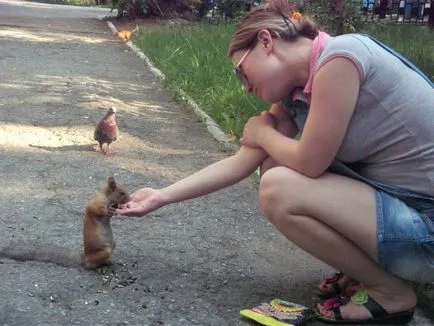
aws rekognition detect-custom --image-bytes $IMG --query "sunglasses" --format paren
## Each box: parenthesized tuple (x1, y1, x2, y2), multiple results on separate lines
(234, 47, 253, 85)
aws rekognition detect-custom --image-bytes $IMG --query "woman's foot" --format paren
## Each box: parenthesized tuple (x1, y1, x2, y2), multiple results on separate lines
(318, 272, 360, 298)
(318, 282, 363, 309)
(316, 285, 417, 323)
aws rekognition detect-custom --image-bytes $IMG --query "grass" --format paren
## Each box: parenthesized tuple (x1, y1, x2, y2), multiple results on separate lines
(134, 21, 269, 140)
(134, 20, 434, 140)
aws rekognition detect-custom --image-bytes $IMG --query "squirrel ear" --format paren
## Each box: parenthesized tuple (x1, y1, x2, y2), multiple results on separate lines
(108, 176, 117, 190)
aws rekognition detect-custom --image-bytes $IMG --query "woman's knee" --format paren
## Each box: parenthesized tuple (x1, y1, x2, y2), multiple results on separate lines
(259, 167, 304, 221)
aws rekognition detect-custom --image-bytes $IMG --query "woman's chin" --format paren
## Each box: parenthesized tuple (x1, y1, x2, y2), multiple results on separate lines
(263, 93, 282, 104)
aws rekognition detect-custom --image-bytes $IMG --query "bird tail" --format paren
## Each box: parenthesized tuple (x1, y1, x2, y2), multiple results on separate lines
(0, 242, 83, 268)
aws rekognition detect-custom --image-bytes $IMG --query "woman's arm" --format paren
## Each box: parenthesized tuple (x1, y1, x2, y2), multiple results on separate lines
(161, 103, 299, 204)
(115, 104, 298, 217)
(161, 145, 267, 205)
(115, 145, 269, 217)
(252, 58, 360, 178)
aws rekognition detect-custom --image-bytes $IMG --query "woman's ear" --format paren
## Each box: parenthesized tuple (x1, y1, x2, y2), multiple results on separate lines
(257, 29, 274, 54)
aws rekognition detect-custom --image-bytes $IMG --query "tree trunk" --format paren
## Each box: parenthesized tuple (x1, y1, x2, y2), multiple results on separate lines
(429, 0, 434, 30)
(334, 0, 345, 35)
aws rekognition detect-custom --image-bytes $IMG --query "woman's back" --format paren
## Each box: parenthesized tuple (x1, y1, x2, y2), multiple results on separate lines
(317, 34, 434, 196)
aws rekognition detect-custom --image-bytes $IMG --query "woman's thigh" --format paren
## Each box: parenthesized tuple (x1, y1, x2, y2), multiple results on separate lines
(259, 167, 378, 261)
(260, 167, 434, 281)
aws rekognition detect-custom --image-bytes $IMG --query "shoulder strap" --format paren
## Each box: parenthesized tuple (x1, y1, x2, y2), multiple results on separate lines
(363, 34, 434, 88)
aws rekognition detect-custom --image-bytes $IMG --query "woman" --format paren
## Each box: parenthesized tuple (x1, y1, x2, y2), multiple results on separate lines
(114, 0, 434, 324)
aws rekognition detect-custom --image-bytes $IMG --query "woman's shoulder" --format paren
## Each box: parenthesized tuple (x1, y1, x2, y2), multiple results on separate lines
(323, 33, 375, 56)
(316, 33, 376, 82)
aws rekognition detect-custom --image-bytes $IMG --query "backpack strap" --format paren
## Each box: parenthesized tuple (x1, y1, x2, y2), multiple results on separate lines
(362, 34, 434, 88)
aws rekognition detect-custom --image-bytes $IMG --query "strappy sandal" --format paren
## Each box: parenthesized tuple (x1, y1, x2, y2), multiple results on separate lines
(315, 289, 415, 325)
(318, 283, 363, 308)
(318, 272, 350, 298)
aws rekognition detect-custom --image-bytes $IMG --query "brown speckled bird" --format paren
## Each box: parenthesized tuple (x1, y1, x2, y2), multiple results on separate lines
(94, 106, 118, 155)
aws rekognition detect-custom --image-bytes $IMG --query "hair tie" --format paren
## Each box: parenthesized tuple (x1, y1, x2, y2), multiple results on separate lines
(291, 10, 302, 20)
(280, 13, 299, 38)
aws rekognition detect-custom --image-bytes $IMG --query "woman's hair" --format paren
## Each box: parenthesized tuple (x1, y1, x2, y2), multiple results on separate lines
(228, 0, 319, 57)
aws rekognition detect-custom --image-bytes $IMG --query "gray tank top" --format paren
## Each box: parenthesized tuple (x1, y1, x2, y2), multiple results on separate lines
(283, 34, 434, 197)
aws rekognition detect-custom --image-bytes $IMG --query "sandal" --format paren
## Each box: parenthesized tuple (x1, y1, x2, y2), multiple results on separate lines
(318, 272, 356, 298)
(315, 289, 415, 325)
(318, 283, 363, 309)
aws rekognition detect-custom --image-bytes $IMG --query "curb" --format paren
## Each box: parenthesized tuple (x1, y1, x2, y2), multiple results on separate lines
(106, 21, 239, 154)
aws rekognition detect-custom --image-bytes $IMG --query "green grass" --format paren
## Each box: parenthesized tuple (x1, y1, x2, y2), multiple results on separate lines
(134, 22, 268, 139)
(134, 20, 434, 140)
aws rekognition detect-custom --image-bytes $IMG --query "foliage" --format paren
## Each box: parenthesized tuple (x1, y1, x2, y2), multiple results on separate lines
(110, 0, 252, 19)
(111, 0, 148, 18)
(217, 0, 251, 19)
(30, 0, 106, 6)
(303, 0, 363, 35)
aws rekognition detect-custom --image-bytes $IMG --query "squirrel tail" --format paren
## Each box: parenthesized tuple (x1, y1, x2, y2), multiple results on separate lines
(0, 242, 83, 268)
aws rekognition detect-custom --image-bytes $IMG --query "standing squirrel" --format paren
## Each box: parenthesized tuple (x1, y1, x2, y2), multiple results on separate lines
(82, 176, 130, 269)
(0, 177, 130, 269)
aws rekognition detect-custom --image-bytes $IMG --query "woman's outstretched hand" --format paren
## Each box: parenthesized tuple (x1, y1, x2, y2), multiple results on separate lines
(113, 187, 165, 217)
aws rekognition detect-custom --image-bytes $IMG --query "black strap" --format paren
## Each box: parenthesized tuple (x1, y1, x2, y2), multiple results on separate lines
(362, 34, 434, 88)
(363, 296, 388, 318)
(332, 307, 343, 320)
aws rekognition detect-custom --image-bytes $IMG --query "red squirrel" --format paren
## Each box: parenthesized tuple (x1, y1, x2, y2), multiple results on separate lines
(0, 177, 130, 270)
(82, 176, 130, 268)
(115, 24, 139, 42)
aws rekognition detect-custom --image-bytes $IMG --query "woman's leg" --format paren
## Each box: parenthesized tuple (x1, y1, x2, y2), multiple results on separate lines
(262, 158, 358, 297)
(258, 166, 416, 320)
(318, 272, 359, 297)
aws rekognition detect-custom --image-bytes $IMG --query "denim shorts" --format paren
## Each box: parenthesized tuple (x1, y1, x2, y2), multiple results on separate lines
(329, 160, 434, 283)
(376, 189, 434, 283)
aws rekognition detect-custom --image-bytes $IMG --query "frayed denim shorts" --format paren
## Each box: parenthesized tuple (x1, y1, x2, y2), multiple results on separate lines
(330, 161, 434, 283)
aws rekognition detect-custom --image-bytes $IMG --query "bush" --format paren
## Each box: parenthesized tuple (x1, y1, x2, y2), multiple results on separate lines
(110, 0, 252, 19)
(303, 0, 363, 35)
(111, 0, 148, 18)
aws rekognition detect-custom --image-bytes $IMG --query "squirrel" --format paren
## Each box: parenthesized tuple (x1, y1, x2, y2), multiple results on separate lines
(115, 24, 139, 42)
(0, 177, 130, 270)
(82, 176, 130, 268)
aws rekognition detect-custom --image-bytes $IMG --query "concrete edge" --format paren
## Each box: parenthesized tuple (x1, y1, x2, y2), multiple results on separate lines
(106, 20, 239, 154)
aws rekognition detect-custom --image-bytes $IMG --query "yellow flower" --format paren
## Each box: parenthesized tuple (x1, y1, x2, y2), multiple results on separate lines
(291, 10, 302, 20)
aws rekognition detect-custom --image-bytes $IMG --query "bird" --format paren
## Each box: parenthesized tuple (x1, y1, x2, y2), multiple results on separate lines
(94, 106, 118, 155)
